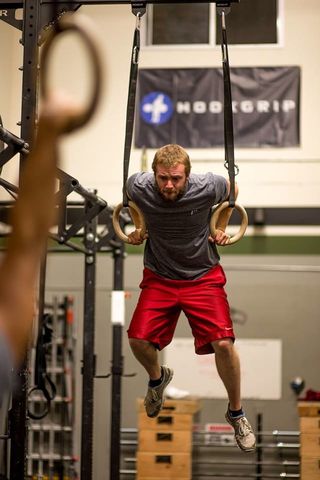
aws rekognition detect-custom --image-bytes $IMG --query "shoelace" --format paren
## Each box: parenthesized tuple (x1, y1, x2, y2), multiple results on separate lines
(144, 387, 160, 405)
(150, 389, 160, 401)
(236, 417, 253, 437)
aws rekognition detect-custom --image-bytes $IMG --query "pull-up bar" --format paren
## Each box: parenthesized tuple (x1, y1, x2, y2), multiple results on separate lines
(0, 1, 239, 10)
(39, 0, 239, 5)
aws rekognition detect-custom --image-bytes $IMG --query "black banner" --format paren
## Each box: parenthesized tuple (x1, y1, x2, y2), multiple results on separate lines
(134, 67, 300, 148)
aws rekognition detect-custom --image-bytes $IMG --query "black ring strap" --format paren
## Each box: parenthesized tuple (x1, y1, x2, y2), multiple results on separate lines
(27, 314, 57, 420)
(122, 2, 146, 207)
(217, 6, 238, 208)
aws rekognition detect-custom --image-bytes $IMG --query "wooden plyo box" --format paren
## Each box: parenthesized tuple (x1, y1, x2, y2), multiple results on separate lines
(300, 416, 320, 434)
(136, 398, 200, 479)
(137, 398, 200, 415)
(137, 398, 200, 432)
(300, 458, 320, 479)
(137, 452, 190, 478)
(298, 401, 320, 480)
(138, 429, 192, 453)
(300, 433, 320, 457)
(298, 402, 320, 418)
(138, 412, 193, 432)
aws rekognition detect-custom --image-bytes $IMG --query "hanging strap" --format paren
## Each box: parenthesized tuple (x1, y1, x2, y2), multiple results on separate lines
(210, 3, 248, 245)
(112, 2, 147, 243)
(122, 2, 146, 207)
(217, 5, 238, 208)
(28, 314, 57, 420)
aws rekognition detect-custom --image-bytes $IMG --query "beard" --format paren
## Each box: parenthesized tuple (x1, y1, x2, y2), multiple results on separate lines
(156, 182, 188, 202)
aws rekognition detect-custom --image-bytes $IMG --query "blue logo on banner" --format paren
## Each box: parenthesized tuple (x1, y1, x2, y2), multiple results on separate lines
(140, 92, 174, 125)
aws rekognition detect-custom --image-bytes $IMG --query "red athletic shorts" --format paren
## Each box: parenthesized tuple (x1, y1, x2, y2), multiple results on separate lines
(127, 264, 234, 355)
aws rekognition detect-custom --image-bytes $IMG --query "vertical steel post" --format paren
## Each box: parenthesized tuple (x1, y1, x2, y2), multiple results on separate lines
(256, 413, 262, 479)
(109, 242, 125, 480)
(9, 1, 40, 478)
(80, 200, 97, 480)
(19, 0, 40, 154)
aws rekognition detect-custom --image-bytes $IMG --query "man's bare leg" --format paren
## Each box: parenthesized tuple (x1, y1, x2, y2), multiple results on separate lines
(129, 338, 161, 380)
(212, 338, 241, 410)
(212, 338, 256, 452)
(129, 338, 173, 418)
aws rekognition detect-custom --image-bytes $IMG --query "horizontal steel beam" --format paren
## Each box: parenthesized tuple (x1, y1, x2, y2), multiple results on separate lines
(0, 0, 239, 4)
(0, 1, 22, 7)
(39, 0, 240, 4)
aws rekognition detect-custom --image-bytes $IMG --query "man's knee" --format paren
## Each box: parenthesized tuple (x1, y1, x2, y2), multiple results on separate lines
(129, 337, 151, 352)
(212, 338, 234, 356)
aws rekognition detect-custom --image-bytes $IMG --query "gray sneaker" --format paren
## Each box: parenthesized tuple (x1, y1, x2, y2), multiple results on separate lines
(225, 410, 256, 452)
(144, 366, 174, 418)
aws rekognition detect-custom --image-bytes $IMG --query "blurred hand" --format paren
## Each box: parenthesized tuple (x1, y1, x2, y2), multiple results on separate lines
(39, 91, 84, 134)
(209, 228, 231, 246)
(127, 229, 148, 245)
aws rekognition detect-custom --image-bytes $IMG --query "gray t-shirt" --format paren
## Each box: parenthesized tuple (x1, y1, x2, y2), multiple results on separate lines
(127, 172, 228, 280)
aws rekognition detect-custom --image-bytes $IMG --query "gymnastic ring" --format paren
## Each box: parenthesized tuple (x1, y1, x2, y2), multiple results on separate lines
(210, 201, 248, 245)
(40, 12, 103, 134)
(112, 201, 146, 244)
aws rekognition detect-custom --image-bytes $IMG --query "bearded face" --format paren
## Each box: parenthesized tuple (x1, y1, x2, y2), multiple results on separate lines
(155, 163, 188, 201)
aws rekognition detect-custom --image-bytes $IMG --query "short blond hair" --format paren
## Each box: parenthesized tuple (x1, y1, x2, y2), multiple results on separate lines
(152, 144, 191, 176)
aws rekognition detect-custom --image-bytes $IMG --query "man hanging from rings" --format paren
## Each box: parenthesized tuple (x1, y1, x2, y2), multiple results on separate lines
(126, 143, 256, 453)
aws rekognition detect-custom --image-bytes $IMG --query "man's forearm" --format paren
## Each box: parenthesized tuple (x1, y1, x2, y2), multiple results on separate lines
(216, 182, 239, 231)
(8, 125, 58, 254)
(0, 119, 60, 363)
(216, 206, 234, 231)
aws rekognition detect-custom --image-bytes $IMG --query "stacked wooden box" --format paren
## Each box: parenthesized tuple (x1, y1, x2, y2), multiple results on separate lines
(136, 398, 200, 480)
(298, 401, 320, 480)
